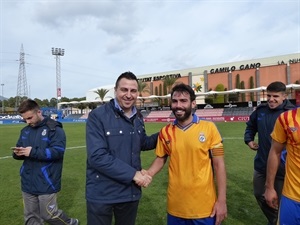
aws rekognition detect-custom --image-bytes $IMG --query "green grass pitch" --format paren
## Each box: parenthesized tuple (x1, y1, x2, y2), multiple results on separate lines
(0, 122, 266, 225)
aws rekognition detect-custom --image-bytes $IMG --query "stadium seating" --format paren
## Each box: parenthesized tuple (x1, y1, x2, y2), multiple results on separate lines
(144, 107, 255, 119)
(222, 107, 255, 116)
(64, 114, 84, 119)
(195, 109, 224, 117)
(146, 110, 173, 118)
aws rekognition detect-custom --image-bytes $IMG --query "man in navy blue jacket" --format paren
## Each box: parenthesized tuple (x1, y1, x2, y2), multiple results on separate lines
(85, 71, 158, 225)
(13, 99, 78, 225)
(244, 81, 294, 225)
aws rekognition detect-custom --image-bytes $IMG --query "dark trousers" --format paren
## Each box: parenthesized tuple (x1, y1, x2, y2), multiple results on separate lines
(87, 200, 139, 225)
(253, 170, 284, 225)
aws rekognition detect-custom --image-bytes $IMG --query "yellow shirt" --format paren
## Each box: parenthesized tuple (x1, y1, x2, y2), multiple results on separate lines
(155, 115, 224, 218)
(271, 108, 300, 202)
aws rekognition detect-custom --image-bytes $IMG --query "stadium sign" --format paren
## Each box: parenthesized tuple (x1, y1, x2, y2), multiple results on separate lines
(210, 63, 261, 74)
(138, 73, 181, 82)
(278, 57, 300, 65)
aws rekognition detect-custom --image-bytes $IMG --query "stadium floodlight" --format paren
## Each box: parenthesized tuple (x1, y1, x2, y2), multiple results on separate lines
(51, 47, 65, 109)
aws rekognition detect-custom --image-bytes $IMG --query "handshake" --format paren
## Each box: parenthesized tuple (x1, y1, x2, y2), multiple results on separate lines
(133, 169, 152, 188)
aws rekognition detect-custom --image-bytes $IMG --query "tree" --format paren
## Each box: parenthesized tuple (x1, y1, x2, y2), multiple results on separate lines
(94, 88, 109, 103)
(163, 76, 178, 94)
(33, 98, 44, 107)
(138, 80, 150, 95)
(49, 98, 58, 108)
(138, 81, 150, 108)
(214, 84, 225, 103)
(163, 76, 178, 106)
(60, 97, 70, 102)
(205, 88, 214, 104)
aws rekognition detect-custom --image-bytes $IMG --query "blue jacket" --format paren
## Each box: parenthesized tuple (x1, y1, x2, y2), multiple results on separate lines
(85, 99, 158, 204)
(244, 100, 294, 177)
(13, 117, 66, 195)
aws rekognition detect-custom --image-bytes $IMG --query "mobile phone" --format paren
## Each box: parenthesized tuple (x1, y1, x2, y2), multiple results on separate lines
(11, 147, 18, 150)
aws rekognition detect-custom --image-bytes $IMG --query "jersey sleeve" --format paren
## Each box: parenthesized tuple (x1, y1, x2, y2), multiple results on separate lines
(271, 113, 287, 144)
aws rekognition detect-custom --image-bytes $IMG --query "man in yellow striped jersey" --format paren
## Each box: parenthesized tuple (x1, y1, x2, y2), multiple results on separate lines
(265, 107, 300, 225)
(143, 83, 227, 225)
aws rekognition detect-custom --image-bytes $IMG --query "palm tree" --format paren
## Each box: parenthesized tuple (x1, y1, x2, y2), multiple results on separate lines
(138, 81, 150, 108)
(94, 88, 109, 103)
(163, 76, 178, 106)
(163, 76, 178, 94)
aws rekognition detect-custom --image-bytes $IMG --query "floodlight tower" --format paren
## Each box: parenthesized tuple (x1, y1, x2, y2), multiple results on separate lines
(16, 44, 29, 108)
(51, 47, 65, 109)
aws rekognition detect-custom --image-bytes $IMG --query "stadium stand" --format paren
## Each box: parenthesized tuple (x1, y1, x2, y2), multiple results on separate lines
(195, 109, 224, 117)
(143, 107, 254, 120)
(146, 110, 173, 118)
(61, 107, 254, 121)
(64, 114, 84, 119)
(222, 107, 255, 116)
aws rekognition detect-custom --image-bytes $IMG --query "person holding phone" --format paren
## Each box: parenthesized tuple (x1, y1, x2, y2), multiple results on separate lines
(13, 99, 79, 225)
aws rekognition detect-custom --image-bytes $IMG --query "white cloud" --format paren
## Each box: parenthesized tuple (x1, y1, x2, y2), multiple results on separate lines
(1, 0, 299, 100)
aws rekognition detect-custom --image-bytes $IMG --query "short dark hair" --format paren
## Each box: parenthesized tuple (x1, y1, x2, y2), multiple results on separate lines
(115, 71, 138, 88)
(171, 83, 196, 101)
(18, 99, 40, 114)
(266, 81, 286, 93)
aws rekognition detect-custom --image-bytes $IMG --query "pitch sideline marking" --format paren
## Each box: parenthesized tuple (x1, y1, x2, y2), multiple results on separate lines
(1, 138, 244, 160)
(1, 137, 245, 160)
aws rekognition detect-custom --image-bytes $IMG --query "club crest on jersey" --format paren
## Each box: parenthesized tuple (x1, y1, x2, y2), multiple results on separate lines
(289, 127, 298, 132)
(42, 129, 47, 136)
(199, 132, 206, 142)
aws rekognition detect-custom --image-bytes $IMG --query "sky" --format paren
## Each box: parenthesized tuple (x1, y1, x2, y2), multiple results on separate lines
(0, 0, 300, 100)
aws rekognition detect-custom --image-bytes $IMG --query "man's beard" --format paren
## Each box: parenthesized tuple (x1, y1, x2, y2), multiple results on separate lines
(172, 107, 192, 122)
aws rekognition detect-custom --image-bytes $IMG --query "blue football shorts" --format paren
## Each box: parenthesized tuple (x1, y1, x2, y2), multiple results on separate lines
(278, 195, 300, 225)
(167, 213, 217, 225)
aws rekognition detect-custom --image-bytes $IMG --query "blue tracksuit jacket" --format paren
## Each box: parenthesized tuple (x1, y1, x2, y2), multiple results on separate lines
(244, 99, 294, 177)
(13, 117, 66, 195)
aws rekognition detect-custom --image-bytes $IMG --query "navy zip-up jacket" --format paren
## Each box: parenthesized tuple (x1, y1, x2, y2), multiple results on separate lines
(85, 99, 158, 204)
(244, 99, 294, 177)
(13, 117, 66, 195)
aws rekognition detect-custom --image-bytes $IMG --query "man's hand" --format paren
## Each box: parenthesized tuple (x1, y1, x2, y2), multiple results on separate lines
(133, 171, 152, 188)
(248, 141, 259, 151)
(210, 200, 227, 225)
(13, 147, 32, 157)
(264, 188, 279, 209)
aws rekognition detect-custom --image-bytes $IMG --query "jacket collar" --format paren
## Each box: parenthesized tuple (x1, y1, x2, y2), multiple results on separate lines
(112, 99, 137, 118)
